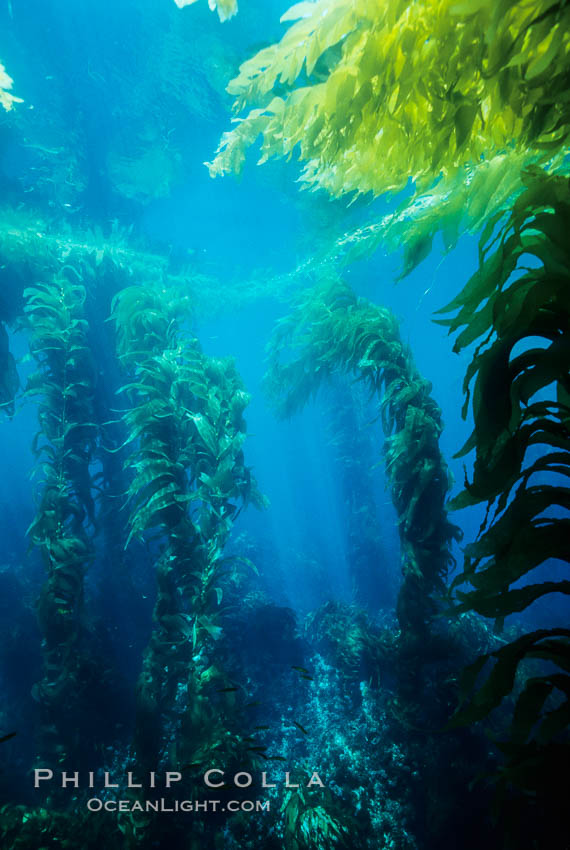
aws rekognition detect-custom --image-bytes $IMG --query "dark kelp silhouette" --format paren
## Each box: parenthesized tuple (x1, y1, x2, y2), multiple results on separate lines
(23, 269, 98, 767)
(439, 168, 570, 839)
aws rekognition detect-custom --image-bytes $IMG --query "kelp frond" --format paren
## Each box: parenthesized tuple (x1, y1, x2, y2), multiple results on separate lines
(265, 279, 461, 651)
(367, 149, 570, 280)
(174, 0, 238, 23)
(0, 62, 22, 111)
(111, 281, 263, 772)
(208, 0, 570, 198)
(440, 167, 570, 805)
(23, 267, 98, 764)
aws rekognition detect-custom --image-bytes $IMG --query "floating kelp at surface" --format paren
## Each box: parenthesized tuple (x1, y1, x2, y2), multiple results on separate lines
(0, 61, 22, 111)
(174, 0, 238, 24)
(1, 3, 569, 848)
(205, 0, 570, 293)
(107, 141, 183, 205)
(105, 7, 239, 206)
(208, 0, 570, 198)
(439, 167, 570, 840)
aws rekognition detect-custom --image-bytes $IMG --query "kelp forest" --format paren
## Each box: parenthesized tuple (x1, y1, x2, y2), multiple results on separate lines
(0, 1, 568, 849)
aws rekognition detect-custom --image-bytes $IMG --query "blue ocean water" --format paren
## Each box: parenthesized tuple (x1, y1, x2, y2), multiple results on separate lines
(0, 2, 568, 849)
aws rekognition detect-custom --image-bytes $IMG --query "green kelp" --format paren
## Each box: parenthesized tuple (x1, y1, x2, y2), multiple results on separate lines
(111, 281, 266, 787)
(352, 150, 570, 280)
(280, 788, 351, 850)
(207, 0, 570, 288)
(23, 269, 98, 767)
(0, 805, 124, 850)
(265, 279, 461, 694)
(305, 601, 391, 687)
(439, 168, 570, 840)
(209, 0, 570, 197)
(207, 0, 570, 824)
(0, 209, 283, 320)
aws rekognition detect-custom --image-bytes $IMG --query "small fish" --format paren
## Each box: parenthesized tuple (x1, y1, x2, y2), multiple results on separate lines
(0, 732, 16, 744)
(292, 721, 308, 736)
(217, 686, 239, 693)
(291, 666, 310, 675)
(268, 756, 286, 762)
(254, 725, 270, 731)
(300, 675, 314, 681)
(247, 747, 268, 760)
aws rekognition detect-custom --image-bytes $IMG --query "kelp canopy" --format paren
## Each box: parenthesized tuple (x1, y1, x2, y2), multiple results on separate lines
(208, 0, 570, 198)
(174, 0, 238, 23)
(206, 0, 570, 830)
(1, 0, 569, 847)
(0, 61, 21, 111)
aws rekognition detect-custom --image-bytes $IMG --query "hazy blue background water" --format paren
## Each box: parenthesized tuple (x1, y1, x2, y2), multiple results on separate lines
(0, 0, 567, 658)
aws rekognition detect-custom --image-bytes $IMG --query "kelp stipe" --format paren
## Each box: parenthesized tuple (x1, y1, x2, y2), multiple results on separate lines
(111, 282, 265, 800)
(265, 279, 461, 698)
(23, 269, 98, 767)
(439, 168, 570, 844)
(322, 376, 391, 611)
(0, 322, 19, 417)
(0, 222, 24, 418)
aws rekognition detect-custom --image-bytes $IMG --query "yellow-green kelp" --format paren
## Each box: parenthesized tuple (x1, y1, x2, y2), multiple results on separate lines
(209, 0, 570, 198)
(0, 61, 22, 111)
(174, 0, 238, 24)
